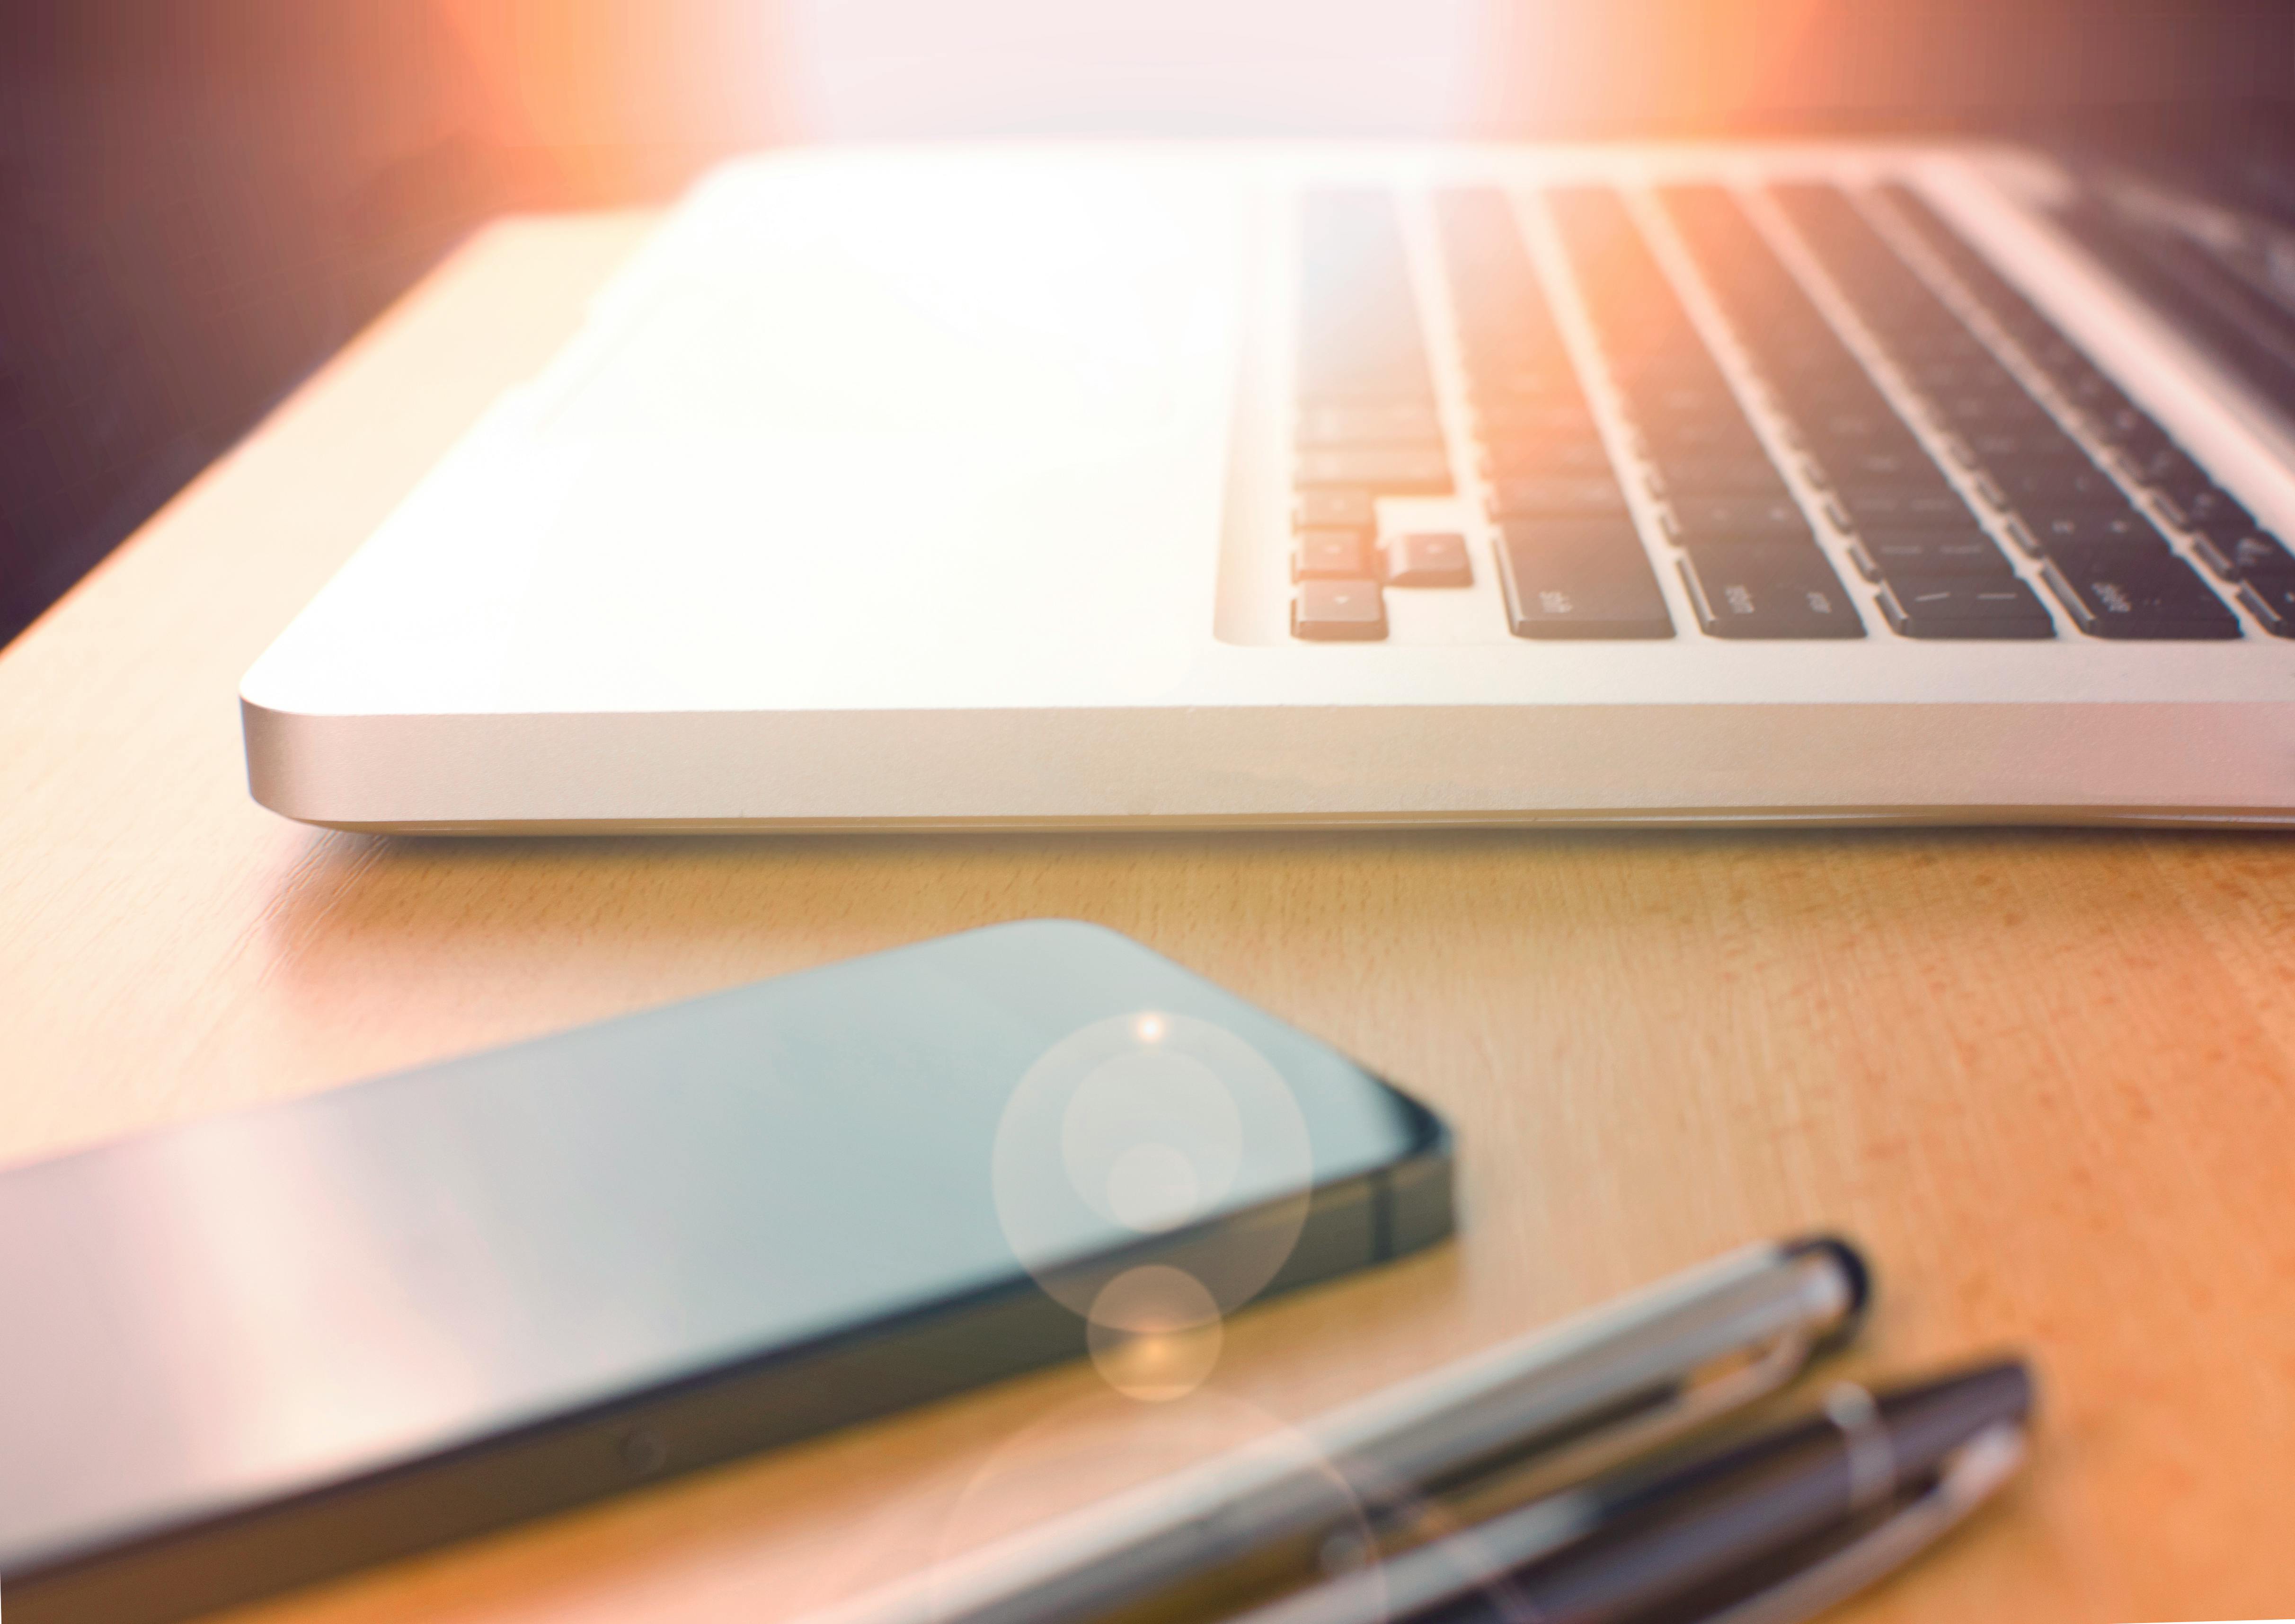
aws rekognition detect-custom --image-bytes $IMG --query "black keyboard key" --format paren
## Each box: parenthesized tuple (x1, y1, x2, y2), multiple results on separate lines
(2144, 472, 2221, 525)
(2087, 402, 2171, 453)
(1789, 378, 1917, 418)
(2026, 347, 2105, 389)
(1983, 463, 2124, 512)
(1801, 428, 1933, 467)
(1849, 529, 2015, 581)
(1817, 450, 1964, 488)
(2050, 367, 2124, 406)
(1460, 324, 1566, 363)
(1825, 447, 1946, 487)
(1291, 579, 1388, 640)
(1631, 380, 1739, 419)
(1898, 358, 1996, 392)
(1827, 456, 1960, 494)
(2153, 482, 2254, 541)
(1876, 576, 2055, 638)
(1609, 353, 1722, 388)
(2014, 505, 2168, 557)
(1792, 405, 1904, 445)
(2121, 443, 2206, 493)
(2065, 374, 2129, 415)
(1467, 363, 1580, 401)
(1295, 447, 1453, 493)
(2030, 536, 2178, 579)
(2054, 339, 2140, 385)
(1294, 488, 1375, 533)
(1497, 521, 1674, 638)
(2021, 335, 2091, 377)
(2047, 358, 2111, 399)
(1667, 495, 1814, 547)
(1384, 531, 1474, 587)
(1763, 346, 1860, 385)
(2193, 529, 2295, 581)
(1639, 418, 1767, 462)
(1652, 457, 1795, 499)
(1488, 476, 1631, 519)
(2236, 571, 2295, 636)
(1832, 486, 1975, 530)
(1296, 404, 1443, 447)
(1889, 317, 1987, 353)
(1928, 389, 2049, 428)
(1475, 397, 1596, 435)
(1955, 428, 2095, 468)
(1294, 530, 1375, 581)
(1481, 436, 1616, 480)
(1680, 545, 1865, 639)
(1299, 375, 1432, 407)
(2040, 554, 2242, 639)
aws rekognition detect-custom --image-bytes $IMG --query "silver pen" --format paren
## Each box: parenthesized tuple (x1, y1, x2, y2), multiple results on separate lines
(803, 1236, 1868, 1624)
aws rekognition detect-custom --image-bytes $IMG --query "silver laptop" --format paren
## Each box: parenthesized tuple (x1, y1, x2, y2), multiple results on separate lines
(241, 142, 2295, 830)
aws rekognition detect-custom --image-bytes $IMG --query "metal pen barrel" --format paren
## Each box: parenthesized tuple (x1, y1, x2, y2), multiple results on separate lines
(802, 1237, 1867, 1624)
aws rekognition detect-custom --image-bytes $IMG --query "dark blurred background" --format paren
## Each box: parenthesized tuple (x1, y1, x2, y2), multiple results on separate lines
(4, 0, 2293, 646)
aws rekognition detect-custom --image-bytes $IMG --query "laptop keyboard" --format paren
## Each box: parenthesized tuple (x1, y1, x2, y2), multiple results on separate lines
(1287, 182, 2295, 643)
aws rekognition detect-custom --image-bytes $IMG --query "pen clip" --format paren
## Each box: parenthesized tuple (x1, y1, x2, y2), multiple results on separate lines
(1416, 1322, 1818, 1536)
(1691, 1421, 2029, 1624)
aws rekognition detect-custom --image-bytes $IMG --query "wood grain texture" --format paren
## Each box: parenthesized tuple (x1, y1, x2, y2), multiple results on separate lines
(5, 214, 2295, 1624)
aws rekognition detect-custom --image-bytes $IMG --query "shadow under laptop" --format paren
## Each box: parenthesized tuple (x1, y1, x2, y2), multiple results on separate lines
(248, 819, 2273, 1163)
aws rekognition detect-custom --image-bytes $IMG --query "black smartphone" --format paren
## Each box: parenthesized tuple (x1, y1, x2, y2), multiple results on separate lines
(0, 920, 1452, 1624)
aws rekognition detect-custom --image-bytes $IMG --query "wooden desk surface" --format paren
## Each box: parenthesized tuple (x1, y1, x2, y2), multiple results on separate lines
(5, 214, 2294, 1624)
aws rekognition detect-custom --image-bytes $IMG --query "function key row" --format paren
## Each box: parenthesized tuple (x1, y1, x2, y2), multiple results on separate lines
(1548, 187, 1861, 640)
(1290, 192, 1467, 641)
(1659, 185, 2050, 638)
(1775, 184, 2245, 640)
(1438, 189, 1672, 639)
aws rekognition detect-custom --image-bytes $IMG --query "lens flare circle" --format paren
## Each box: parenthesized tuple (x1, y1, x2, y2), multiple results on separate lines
(993, 1010, 1312, 1321)
(1086, 1265, 1223, 1401)
(1060, 1044, 1242, 1233)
